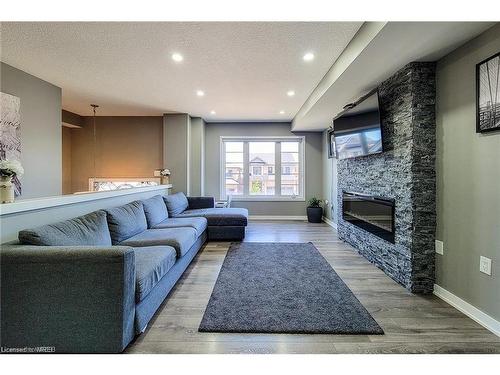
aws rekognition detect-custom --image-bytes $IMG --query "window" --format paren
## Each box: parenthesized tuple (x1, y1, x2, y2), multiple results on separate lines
(281, 141, 300, 196)
(252, 166, 262, 176)
(223, 142, 244, 196)
(221, 136, 304, 201)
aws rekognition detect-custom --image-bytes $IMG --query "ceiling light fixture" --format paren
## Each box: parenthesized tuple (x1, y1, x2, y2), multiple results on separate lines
(210, 110, 216, 115)
(279, 110, 285, 115)
(303, 52, 315, 61)
(287, 90, 295, 97)
(196, 90, 205, 97)
(171, 53, 183, 62)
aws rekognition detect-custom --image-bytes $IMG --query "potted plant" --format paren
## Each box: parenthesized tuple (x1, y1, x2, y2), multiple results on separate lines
(0, 159, 24, 203)
(307, 197, 323, 223)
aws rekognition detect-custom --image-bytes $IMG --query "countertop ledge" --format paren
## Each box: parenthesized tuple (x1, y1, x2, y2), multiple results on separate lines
(0, 185, 172, 216)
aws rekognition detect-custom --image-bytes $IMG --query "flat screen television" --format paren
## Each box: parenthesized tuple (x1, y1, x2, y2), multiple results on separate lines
(332, 91, 383, 160)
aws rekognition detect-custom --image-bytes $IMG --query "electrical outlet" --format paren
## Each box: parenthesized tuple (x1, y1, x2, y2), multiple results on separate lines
(435, 240, 444, 255)
(480, 256, 492, 276)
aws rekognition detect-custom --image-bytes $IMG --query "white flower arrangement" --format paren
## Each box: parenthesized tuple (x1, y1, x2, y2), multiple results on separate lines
(0, 159, 24, 178)
(160, 169, 171, 176)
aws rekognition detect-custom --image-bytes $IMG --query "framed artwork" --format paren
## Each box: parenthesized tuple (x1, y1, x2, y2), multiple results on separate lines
(327, 128, 336, 159)
(476, 52, 500, 133)
(0, 92, 22, 196)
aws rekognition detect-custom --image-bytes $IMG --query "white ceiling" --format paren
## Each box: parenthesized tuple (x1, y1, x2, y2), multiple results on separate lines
(0, 22, 362, 120)
(293, 22, 496, 131)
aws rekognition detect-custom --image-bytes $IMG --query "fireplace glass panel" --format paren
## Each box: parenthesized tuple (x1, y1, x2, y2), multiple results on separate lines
(342, 191, 395, 243)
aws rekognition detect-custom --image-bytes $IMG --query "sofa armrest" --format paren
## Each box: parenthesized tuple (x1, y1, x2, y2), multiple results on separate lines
(0, 245, 136, 353)
(187, 196, 215, 209)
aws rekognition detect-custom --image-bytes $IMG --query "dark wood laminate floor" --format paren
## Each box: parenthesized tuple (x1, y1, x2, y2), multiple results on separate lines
(125, 221, 500, 354)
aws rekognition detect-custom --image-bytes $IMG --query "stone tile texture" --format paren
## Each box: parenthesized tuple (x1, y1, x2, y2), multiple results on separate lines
(337, 62, 436, 294)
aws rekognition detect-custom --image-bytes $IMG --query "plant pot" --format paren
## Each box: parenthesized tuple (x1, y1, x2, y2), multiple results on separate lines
(307, 206, 323, 223)
(0, 176, 15, 204)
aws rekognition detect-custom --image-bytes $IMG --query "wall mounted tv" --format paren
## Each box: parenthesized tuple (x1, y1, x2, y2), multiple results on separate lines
(332, 91, 383, 160)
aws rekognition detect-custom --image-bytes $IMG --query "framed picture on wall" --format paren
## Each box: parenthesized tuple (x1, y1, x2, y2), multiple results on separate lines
(476, 52, 500, 133)
(327, 128, 336, 159)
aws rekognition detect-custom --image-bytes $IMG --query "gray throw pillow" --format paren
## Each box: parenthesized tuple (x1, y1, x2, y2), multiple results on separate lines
(142, 195, 169, 228)
(105, 201, 148, 244)
(19, 210, 112, 246)
(163, 192, 189, 216)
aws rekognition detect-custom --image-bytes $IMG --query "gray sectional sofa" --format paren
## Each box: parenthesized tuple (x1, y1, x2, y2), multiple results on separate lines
(166, 194, 248, 240)
(0, 192, 248, 353)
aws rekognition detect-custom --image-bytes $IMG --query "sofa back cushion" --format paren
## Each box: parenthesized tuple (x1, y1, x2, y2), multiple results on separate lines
(105, 201, 148, 244)
(142, 195, 169, 228)
(19, 210, 112, 246)
(163, 192, 189, 216)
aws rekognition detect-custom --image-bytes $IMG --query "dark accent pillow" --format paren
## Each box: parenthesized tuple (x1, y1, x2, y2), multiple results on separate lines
(142, 195, 169, 228)
(105, 201, 147, 244)
(19, 210, 112, 246)
(163, 192, 189, 216)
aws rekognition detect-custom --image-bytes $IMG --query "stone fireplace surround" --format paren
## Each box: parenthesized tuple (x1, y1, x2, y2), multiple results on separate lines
(337, 62, 436, 294)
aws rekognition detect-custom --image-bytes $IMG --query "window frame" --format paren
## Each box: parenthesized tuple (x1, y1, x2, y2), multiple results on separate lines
(220, 136, 305, 201)
(252, 166, 263, 176)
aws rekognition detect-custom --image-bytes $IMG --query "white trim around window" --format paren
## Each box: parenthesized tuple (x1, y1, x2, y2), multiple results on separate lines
(219, 136, 305, 202)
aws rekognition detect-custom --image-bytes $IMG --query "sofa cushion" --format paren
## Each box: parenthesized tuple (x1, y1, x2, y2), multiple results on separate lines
(142, 195, 169, 227)
(105, 201, 148, 244)
(133, 246, 177, 303)
(152, 217, 207, 235)
(119, 228, 197, 258)
(163, 192, 189, 216)
(175, 208, 248, 226)
(187, 196, 215, 209)
(18, 210, 112, 246)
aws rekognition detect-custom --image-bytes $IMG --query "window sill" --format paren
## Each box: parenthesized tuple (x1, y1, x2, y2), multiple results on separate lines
(222, 196, 305, 202)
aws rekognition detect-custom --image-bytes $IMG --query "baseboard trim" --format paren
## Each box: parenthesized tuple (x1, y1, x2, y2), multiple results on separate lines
(433, 284, 500, 337)
(322, 216, 338, 230)
(249, 215, 307, 221)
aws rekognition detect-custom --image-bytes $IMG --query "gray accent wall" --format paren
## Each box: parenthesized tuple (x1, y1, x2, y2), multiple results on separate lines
(0, 62, 62, 199)
(163, 113, 190, 194)
(322, 130, 338, 223)
(436, 24, 500, 320)
(189, 117, 205, 196)
(204, 122, 323, 216)
(337, 62, 437, 294)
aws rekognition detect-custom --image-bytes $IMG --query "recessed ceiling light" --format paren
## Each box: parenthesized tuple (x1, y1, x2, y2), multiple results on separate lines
(210, 110, 216, 115)
(279, 110, 285, 115)
(303, 52, 315, 62)
(196, 90, 205, 97)
(171, 53, 183, 62)
(287, 90, 295, 97)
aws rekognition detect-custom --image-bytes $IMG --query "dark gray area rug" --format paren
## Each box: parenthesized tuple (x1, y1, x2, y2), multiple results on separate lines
(199, 242, 383, 334)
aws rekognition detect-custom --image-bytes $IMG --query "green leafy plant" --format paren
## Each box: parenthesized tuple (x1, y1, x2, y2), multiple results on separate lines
(307, 197, 323, 208)
(250, 180, 263, 194)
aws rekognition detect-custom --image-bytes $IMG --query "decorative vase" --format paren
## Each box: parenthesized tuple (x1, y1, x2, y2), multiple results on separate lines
(161, 176, 170, 185)
(0, 176, 15, 204)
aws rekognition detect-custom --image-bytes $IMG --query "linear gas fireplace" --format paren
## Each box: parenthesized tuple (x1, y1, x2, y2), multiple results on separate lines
(342, 191, 395, 243)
